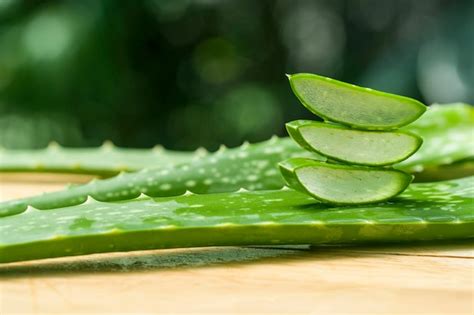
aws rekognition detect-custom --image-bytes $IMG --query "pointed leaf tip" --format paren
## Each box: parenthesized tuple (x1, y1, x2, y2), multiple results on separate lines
(269, 135, 279, 143)
(138, 192, 149, 199)
(241, 141, 250, 149)
(152, 145, 164, 153)
(217, 144, 227, 153)
(47, 141, 61, 150)
(101, 140, 115, 151)
(117, 171, 126, 177)
(194, 147, 209, 156)
(84, 195, 99, 204)
(24, 205, 39, 213)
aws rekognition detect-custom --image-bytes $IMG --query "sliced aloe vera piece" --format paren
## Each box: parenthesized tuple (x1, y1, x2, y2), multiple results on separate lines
(288, 73, 427, 130)
(279, 158, 413, 204)
(1, 177, 472, 263)
(286, 120, 422, 166)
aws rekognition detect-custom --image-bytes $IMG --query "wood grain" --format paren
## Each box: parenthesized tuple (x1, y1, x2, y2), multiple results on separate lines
(0, 175, 473, 314)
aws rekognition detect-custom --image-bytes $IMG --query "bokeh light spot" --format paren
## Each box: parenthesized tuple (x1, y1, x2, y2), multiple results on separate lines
(214, 84, 283, 139)
(22, 12, 73, 61)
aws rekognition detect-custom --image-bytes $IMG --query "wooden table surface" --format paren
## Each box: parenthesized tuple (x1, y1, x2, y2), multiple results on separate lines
(1, 174, 473, 314)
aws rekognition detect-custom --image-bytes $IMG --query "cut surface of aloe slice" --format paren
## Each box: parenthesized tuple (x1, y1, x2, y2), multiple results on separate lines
(288, 73, 426, 130)
(286, 120, 423, 166)
(279, 158, 413, 204)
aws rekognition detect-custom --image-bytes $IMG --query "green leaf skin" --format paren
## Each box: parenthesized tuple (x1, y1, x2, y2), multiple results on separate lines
(414, 158, 474, 183)
(286, 120, 423, 166)
(0, 141, 196, 176)
(288, 73, 427, 130)
(1, 177, 472, 264)
(398, 103, 474, 173)
(0, 137, 323, 217)
(279, 158, 413, 204)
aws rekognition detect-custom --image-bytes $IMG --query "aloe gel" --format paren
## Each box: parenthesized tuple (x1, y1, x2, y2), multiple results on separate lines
(279, 158, 412, 204)
(286, 120, 423, 166)
(288, 73, 426, 130)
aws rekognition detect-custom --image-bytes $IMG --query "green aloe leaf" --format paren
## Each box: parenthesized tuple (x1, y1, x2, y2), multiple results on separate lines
(279, 158, 413, 204)
(288, 73, 427, 130)
(398, 103, 474, 173)
(1, 177, 472, 263)
(0, 141, 197, 176)
(286, 120, 422, 166)
(0, 137, 322, 217)
(414, 158, 474, 182)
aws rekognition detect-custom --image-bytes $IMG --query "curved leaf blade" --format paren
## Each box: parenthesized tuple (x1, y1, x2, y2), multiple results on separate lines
(1, 177, 472, 263)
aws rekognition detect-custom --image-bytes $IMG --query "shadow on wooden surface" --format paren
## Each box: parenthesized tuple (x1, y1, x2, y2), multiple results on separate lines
(0, 247, 314, 279)
(1, 240, 472, 279)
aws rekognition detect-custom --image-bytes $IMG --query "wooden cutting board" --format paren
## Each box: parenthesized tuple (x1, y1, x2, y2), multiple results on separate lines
(1, 173, 473, 314)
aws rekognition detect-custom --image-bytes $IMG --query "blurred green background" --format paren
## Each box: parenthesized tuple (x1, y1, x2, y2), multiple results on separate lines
(0, 0, 472, 150)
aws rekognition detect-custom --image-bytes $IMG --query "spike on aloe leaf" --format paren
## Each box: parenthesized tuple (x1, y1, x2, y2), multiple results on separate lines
(279, 158, 413, 204)
(0, 177, 472, 263)
(288, 73, 427, 129)
(47, 141, 61, 151)
(152, 144, 164, 153)
(286, 120, 423, 166)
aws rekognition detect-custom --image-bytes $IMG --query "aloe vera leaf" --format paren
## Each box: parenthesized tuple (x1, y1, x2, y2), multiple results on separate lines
(279, 158, 413, 204)
(286, 120, 423, 166)
(414, 158, 474, 182)
(398, 103, 474, 173)
(0, 137, 322, 217)
(1, 177, 472, 264)
(0, 141, 197, 176)
(288, 73, 427, 130)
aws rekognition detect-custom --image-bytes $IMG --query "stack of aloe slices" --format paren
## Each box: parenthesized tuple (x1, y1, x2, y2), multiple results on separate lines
(280, 73, 427, 204)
